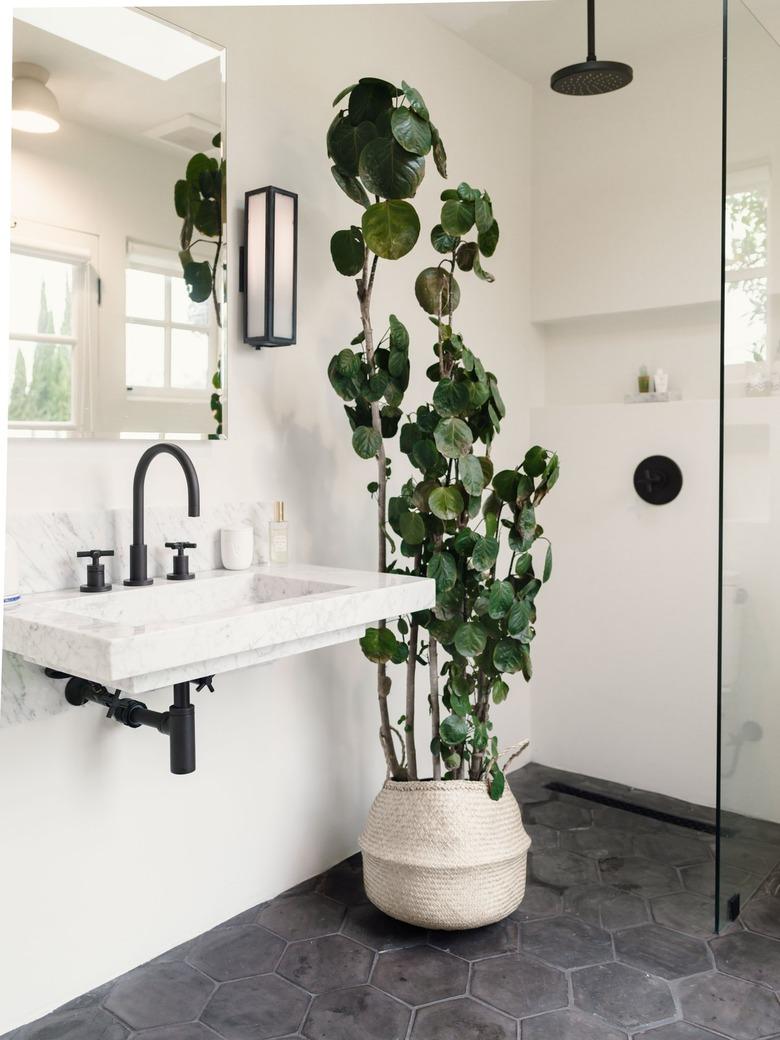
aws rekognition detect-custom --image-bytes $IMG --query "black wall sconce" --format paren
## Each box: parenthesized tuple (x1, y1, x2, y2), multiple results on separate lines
(633, 455, 683, 505)
(240, 186, 298, 349)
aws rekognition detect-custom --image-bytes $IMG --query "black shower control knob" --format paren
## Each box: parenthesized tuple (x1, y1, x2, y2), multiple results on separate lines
(633, 456, 683, 505)
(165, 541, 196, 581)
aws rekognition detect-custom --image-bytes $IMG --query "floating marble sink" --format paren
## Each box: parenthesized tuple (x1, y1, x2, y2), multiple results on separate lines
(3, 564, 435, 694)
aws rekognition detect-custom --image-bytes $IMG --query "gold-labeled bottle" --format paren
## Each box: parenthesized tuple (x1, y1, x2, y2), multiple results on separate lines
(269, 501, 289, 564)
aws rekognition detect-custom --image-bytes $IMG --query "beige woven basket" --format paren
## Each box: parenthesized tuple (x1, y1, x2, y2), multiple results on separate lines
(359, 779, 531, 930)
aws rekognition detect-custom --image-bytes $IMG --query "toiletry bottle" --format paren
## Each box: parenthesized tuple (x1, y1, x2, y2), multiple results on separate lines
(638, 365, 650, 394)
(654, 368, 669, 394)
(269, 501, 289, 564)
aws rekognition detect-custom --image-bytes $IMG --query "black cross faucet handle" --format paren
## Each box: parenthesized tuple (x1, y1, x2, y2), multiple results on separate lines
(194, 676, 215, 693)
(165, 541, 197, 552)
(77, 549, 115, 564)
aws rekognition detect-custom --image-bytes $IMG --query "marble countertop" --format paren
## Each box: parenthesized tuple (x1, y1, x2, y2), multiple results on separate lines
(3, 564, 435, 695)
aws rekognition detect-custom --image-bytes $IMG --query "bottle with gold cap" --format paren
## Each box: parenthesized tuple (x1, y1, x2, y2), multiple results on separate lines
(269, 501, 289, 564)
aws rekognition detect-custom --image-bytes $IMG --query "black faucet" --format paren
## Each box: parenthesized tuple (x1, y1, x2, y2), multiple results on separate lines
(125, 444, 200, 587)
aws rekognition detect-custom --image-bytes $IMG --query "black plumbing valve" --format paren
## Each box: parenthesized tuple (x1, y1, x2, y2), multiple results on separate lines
(165, 541, 196, 581)
(77, 550, 114, 593)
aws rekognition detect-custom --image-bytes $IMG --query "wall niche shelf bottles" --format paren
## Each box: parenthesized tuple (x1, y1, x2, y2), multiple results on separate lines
(625, 391, 682, 404)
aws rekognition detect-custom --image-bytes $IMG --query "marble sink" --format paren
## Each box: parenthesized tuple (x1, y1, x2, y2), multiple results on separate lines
(3, 564, 435, 694)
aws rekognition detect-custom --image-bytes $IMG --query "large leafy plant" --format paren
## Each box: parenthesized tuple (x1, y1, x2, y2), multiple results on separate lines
(327, 79, 559, 796)
(175, 132, 225, 327)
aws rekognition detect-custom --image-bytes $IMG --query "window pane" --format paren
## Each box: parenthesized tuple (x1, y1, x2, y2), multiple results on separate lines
(11, 252, 79, 336)
(126, 322, 165, 387)
(724, 277, 767, 365)
(171, 329, 209, 389)
(126, 268, 165, 320)
(725, 190, 768, 272)
(171, 275, 209, 326)
(8, 340, 72, 422)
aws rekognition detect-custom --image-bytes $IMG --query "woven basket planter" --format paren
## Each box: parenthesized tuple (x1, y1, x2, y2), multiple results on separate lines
(359, 779, 531, 930)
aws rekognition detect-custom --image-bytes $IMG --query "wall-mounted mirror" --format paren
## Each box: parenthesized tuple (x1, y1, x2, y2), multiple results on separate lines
(10, 8, 226, 440)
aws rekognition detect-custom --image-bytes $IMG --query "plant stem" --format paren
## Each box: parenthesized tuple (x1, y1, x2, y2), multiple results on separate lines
(428, 636, 441, 779)
(405, 620, 419, 779)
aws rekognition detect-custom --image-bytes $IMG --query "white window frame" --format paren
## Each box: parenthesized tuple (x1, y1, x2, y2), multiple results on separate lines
(124, 239, 217, 402)
(724, 165, 771, 377)
(9, 221, 97, 437)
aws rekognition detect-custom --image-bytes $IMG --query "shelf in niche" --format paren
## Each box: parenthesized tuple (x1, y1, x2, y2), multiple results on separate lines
(624, 391, 682, 404)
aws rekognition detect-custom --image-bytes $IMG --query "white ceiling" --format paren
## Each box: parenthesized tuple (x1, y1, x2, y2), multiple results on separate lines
(421, 0, 724, 87)
(12, 17, 222, 152)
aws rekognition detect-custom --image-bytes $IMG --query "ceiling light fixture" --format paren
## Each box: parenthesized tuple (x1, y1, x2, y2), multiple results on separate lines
(14, 8, 221, 81)
(12, 63, 60, 134)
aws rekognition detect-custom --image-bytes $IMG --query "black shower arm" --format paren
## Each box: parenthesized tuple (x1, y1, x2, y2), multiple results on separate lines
(587, 0, 597, 61)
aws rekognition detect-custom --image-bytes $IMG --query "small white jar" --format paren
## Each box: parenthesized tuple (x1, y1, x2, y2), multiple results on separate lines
(220, 525, 254, 570)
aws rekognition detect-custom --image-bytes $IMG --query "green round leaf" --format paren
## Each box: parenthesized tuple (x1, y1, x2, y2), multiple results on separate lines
(456, 242, 478, 271)
(478, 219, 500, 257)
(472, 535, 499, 572)
(441, 199, 475, 236)
(507, 597, 532, 636)
(174, 179, 190, 219)
(475, 195, 493, 233)
(391, 107, 432, 156)
(389, 314, 410, 351)
(430, 123, 447, 177)
(459, 454, 486, 496)
(194, 199, 220, 237)
(327, 115, 377, 176)
(352, 425, 382, 459)
(330, 227, 365, 277)
(454, 621, 488, 658)
(348, 80, 395, 125)
(399, 510, 426, 545)
(543, 543, 553, 582)
(428, 551, 457, 592)
(182, 262, 212, 303)
(429, 485, 465, 521)
(524, 445, 547, 477)
(360, 626, 399, 664)
(434, 417, 473, 459)
(488, 580, 514, 619)
(332, 83, 357, 107)
(440, 713, 468, 746)
(415, 268, 460, 315)
(433, 378, 470, 418)
(362, 200, 420, 260)
(491, 678, 509, 705)
(473, 253, 495, 283)
(494, 638, 524, 674)
(493, 469, 520, 503)
(331, 166, 370, 209)
(431, 224, 457, 254)
(358, 138, 425, 200)
(400, 80, 430, 121)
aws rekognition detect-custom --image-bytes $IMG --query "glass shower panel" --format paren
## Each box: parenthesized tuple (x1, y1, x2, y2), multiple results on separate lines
(718, 0, 780, 929)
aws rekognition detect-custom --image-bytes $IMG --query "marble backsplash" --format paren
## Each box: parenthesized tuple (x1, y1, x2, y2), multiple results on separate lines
(1, 501, 273, 727)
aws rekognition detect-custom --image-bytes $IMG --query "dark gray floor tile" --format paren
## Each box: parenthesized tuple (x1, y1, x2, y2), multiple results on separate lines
(526, 824, 559, 850)
(258, 892, 345, 940)
(278, 934, 373, 994)
(127, 1025, 220, 1039)
(634, 1026, 723, 1040)
(723, 813, 780, 848)
(721, 838, 780, 877)
(591, 806, 664, 833)
(711, 930, 780, 989)
(342, 904, 427, 951)
(372, 946, 467, 1005)
(429, 919, 517, 960)
(201, 974, 308, 1040)
(15, 1008, 127, 1040)
(564, 884, 648, 931)
(303, 985, 409, 1040)
(614, 923, 711, 979)
(521, 1007, 628, 1040)
(651, 893, 716, 938)
(215, 905, 270, 931)
(104, 963, 214, 1031)
(572, 962, 675, 1029)
(521, 914, 612, 968)
(633, 833, 713, 867)
(742, 893, 780, 939)
(54, 981, 114, 1013)
(507, 768, 555, 805)
(526, 800, 591, 830)
(761, 864, 780, 899)
(410, 997, 515, 1040)
(599, 857, 681, 899)
(681, 862, 759, 901)
(677, 971, 780, 1039)
(511, 883, 563, 922)
(188, 924, 285, 981)
(561, 827, 636, 861)
(471, 952, 567, 1017)
(530, 849, 598, 888)
(317, 861, 368, 907)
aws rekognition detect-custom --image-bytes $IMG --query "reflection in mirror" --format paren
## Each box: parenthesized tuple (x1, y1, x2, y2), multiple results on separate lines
(10, 8, 226, 440)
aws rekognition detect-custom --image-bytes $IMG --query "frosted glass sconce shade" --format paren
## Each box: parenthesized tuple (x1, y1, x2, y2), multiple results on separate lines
(12, 63, 60, 134)
(242, 187, 298, 348)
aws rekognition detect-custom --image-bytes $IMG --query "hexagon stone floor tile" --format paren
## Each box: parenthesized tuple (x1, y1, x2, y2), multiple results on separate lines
(8, 762, 780, 1040)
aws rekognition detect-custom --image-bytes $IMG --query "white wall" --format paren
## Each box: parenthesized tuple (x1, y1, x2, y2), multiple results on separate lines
(0, 5, 541, 1029)
(527, 7, 723, 805)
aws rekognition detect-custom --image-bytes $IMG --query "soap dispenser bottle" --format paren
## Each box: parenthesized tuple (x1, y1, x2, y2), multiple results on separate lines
(269, 501, 289, 564)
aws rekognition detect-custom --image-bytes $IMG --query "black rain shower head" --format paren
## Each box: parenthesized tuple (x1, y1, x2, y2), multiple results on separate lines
(551, 0, 633, 96)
